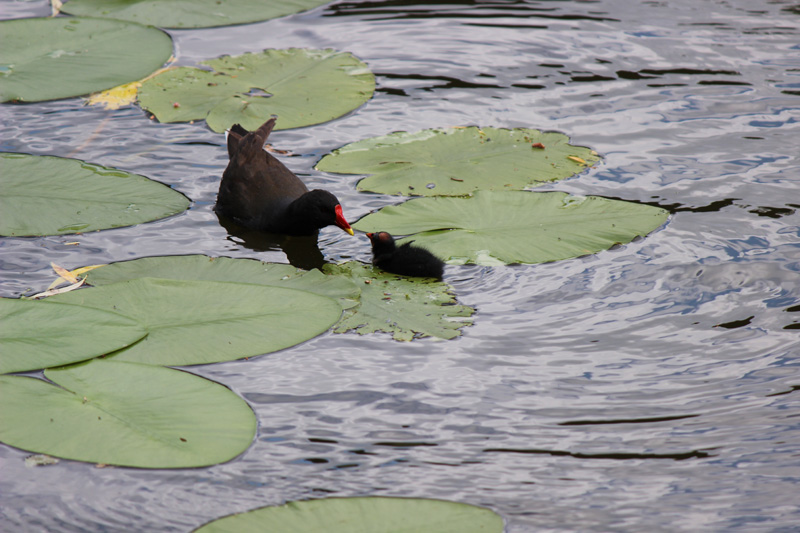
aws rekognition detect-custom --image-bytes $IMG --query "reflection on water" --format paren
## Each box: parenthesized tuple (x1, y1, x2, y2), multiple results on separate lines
(2, 0, 800, 531)
(216, 214, 327, 270)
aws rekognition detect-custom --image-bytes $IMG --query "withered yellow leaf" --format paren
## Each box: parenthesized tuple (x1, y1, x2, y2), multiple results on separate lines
(46, 263, 105, 291)
(34, 278, 86, 299)
(51, 263, 79, 283)
(86, 81, 142, 110)
(86, 66, 175, 110)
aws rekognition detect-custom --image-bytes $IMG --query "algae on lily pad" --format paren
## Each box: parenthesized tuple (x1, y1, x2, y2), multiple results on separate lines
(85, 254, 360, 309)
(323, 262, 473, 342)
(0, 153, 190, 237)
(46, 278, 342, 366)
(316, 126, 601, 197)
(0, 298, 146, 375)
(353, 190, 669, 266)
(138, 49, 374, 132)
(0, 360, 256, 468)
(195, 496, 504, 533)
(61, 0, 333, 29)
(0, 17, 172, 103)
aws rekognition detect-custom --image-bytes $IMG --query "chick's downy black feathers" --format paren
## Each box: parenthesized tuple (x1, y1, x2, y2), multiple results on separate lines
(367, 231, 444, 280)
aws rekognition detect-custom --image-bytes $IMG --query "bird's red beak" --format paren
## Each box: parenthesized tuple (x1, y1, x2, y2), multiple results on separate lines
(334, 204, 354, 235)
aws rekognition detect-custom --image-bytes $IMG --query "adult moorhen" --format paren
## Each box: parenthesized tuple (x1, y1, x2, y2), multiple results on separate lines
(215, 118, 354, 236)
(367, 232, 445, 280)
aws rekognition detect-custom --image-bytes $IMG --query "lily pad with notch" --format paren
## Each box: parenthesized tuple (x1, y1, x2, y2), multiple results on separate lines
(0, 359, 256, 468)
(315, 126, 601, 196)
(138, 49, 375, 132)
(353, 190, 669, 265)
(45, 277, 343, 366)
(0, 153, 190, 237)
(0, 298, 146, 375)
(0, 17, 172, 103)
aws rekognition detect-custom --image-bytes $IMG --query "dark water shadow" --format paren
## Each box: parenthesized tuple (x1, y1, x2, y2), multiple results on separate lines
(216, 214, 325, 271)
(483, 447, 717, 461)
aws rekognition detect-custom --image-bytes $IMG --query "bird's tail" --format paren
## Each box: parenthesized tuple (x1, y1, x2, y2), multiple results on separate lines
(226, 117, 277, 159)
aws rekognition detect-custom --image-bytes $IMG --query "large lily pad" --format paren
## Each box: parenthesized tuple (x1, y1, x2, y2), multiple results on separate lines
(47, 278, 343, 366)
(138, 49, 375, 132)
(61, 0, 333, 29)
(323, 262, 473, 342)
(0, 298, 146, 375)
(85, 254, 360, 309)
(315, 126, 601, 196)
(0, 153, 190, 237)
(0, 17, 172, 103)
(195, 496, 504, 533)
(353, 191, 669, 265)
(0, 359, 256, 468)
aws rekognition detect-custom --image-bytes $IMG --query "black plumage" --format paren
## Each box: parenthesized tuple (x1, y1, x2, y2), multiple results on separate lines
(215, 118, 353, 236)
(367, 232, 445, 280)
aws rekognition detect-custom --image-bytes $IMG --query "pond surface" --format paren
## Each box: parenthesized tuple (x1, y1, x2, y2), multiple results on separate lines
(2, 0, 800, 531)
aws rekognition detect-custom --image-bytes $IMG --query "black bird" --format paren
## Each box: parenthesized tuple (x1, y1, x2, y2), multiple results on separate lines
(367, 231, 445, 280)
(215, 118, 354, 236)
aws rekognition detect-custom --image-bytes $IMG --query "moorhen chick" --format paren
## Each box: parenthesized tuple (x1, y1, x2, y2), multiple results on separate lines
(215, 117, 354, 236)
(367, 232, 445, 280)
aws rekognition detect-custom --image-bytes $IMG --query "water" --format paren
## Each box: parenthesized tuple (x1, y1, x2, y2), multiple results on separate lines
(2, 0, 799, 531)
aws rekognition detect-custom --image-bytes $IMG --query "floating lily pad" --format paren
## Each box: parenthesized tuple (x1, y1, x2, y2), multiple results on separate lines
(46, 278, 342, 366)
(61, 0, 333, 29)
(0, 297, 146, 375)
(195, 496, 504, 533)
(0, 17, 172, 103)
(138, 49, 375, 132)
(0, 153, 190, 237)
(353, 191, 669, 265)
(0, 359, 256, 468)
(85, 255, 360, 309)
(323, 262, 473, 342)
(316, 126, 601, 196)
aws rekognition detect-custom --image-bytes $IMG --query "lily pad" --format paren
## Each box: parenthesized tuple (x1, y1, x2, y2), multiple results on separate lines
(353, 191, 669, 265)
(47, 277, 342, 366)
(138, 49, 375, 132)
(0, 297, 146, 375)
(0, 359, 256, 468)
(0, 17, 172, 103)
(84, 254, 360, 309)
(195, 496, 504, 533)
(61, 0, 333, 29)
(315, 126, 601, 196)
(0, 153, 190, 237)
(323, 262, 473, 342)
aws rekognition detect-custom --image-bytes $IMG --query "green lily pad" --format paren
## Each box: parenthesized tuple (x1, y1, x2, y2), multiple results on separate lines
(315, 126, 601, 196)
(0, 298, 147, 375)
(0, 17, 172, 103)
(353, 190, 669, 265)
(138, 49, 375, 132)
(0, 153, 190, 237)
(195, 496, 504, 533)
(47, 278, 343, 366)
(0, 359, 256, 468)
(323, 262, 473, 342)
(60, 0, 334, 29)
(85, 254, 360, 309)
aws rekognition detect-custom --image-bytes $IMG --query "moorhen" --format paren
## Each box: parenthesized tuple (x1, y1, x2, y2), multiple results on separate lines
(367, 232, 445, 280)
(215, 118, 354, 236)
